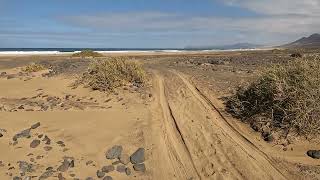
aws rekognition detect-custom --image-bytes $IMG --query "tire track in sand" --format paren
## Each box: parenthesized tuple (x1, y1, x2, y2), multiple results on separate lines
(150, 72, 200, 180)
(169, 70, 287, 180)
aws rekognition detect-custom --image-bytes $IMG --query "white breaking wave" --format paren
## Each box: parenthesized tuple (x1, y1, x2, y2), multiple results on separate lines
(0, 51, 66, 55)
(0, 48, 270, 55)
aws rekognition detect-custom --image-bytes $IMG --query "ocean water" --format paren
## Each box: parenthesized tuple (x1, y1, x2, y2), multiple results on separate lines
(0, 48, 266, 55)
(0, 48, 188, 55)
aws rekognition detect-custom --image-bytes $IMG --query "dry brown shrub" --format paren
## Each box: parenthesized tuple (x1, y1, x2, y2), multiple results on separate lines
(23, 63, 46, 73)
(72, 50, 104, 58)
(74, 57, 146, 91)
(227, 56, 320, 137)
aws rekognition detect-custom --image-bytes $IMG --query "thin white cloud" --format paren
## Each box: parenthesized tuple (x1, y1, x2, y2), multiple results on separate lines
(60, 11, 320, 45)
(222, 0, 320, 16)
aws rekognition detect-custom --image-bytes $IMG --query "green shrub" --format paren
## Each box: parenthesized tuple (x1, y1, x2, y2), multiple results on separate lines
(72, 50, 104, 58)
(23, 63, 46, 72)
(75, 57, 146, 91)
(227, 56, 320, 136)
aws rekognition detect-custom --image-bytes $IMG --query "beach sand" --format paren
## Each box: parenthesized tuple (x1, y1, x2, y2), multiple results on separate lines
(0, 51, 319, 179)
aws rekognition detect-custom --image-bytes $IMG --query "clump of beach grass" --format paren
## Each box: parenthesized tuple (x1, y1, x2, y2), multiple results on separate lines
(74, 57, 146, 91)
(23, 63, 46, 73)
(226, 56, 320, 137)
(72, 49, 104, 58)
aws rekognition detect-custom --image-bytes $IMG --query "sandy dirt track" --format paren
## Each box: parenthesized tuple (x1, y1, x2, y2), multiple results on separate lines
(1, 54, 320, 180)
(146, 69, 288, 180)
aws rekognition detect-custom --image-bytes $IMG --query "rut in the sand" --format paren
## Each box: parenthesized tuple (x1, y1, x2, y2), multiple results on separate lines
(152, 70, 287, 180)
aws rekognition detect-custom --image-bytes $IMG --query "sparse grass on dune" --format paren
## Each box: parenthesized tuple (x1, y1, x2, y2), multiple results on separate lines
(72, 49, 104, 58)
(227, 56, 320, 138)
(23, 63, 46, 73)
(74, 57, 146, 91)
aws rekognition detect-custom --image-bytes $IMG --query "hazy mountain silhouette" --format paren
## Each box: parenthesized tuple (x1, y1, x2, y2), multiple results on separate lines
(282, 33, 320, 48)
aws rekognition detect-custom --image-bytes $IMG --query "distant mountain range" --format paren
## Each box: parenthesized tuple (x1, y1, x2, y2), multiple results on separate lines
(185, 43, 263, 50)
(185, 33, 320, 50)
(281, 33, 320, 48)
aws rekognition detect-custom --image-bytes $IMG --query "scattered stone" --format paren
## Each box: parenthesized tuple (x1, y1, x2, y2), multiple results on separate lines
(307, 150, 320, 159)
(119, 154, 129, 165)
(70, 173, 76, 177)
(31, 122, 41, 129)
(58, 173, 66, 180)
(12, 141, 18, 146)
(106, 145, 123, 159)
(39, 169, 54, 180)
(86, 160, 93, 166)
(44, 146, 52, 151)
(101, 165, 114, 173)
(104, 98, 112, 103)
(36, 155, 43, 160)
(133, 163, 146, 172)
(18, 105, 24, 110)
(13, 129, 31, 141)
(46, 167, 53, 171)
(42, 135, 51, 145)
(23, 176, 31, 180)
(57, 161, 69, 172)
(261, 126, 273, 142)
(27, 153, 33, 156)
(13, 176, 22, 180)
(0, 133, 3, 138)
(103, 176, 113, 180)
(30, 139, 41, 148)
(125, 167, 131, 176)
(18, 161, 33, 173)
(7, 74, 16, 79)
(116, 165, 126, 173)
(69, 160, 75, 168)
(130, 148, 145, 164)
(0, 72, 7, 76)
(263, 133, 273, 142)
(85, 177, 94, 180)
(111, 161, 120, 165)
(30, 158, 35, 162)
(38, 134, 43, 138)
(56, 141, 65, 147)
(96, 170, 105, 178)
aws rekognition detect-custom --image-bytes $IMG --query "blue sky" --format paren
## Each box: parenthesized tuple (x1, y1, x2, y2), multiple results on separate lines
(0, 0, 319, 48)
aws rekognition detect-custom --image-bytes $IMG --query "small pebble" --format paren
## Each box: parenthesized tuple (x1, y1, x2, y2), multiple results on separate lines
(116, 165, 126, 173)
(103, 176, 113, 180)
(133, 163, 146, 172)
(96, 170, 105, 178)
(44, 146, 52, 151)
(101, 165, 114, 173)
(30, 140, 40, 148)
(31, 122, 41, 129)
(125, 167, 131, 176)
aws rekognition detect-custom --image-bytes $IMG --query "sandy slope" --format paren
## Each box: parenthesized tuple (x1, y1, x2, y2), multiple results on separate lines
(0, 70, 151, 179)
(1, 55, 320, 179)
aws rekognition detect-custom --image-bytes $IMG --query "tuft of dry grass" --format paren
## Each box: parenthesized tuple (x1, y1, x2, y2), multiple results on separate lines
(23, 63, 46, 73)
(72, 50, 104, 58)
(74, 57, 146, 91)
(226, 56, 320, 137)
